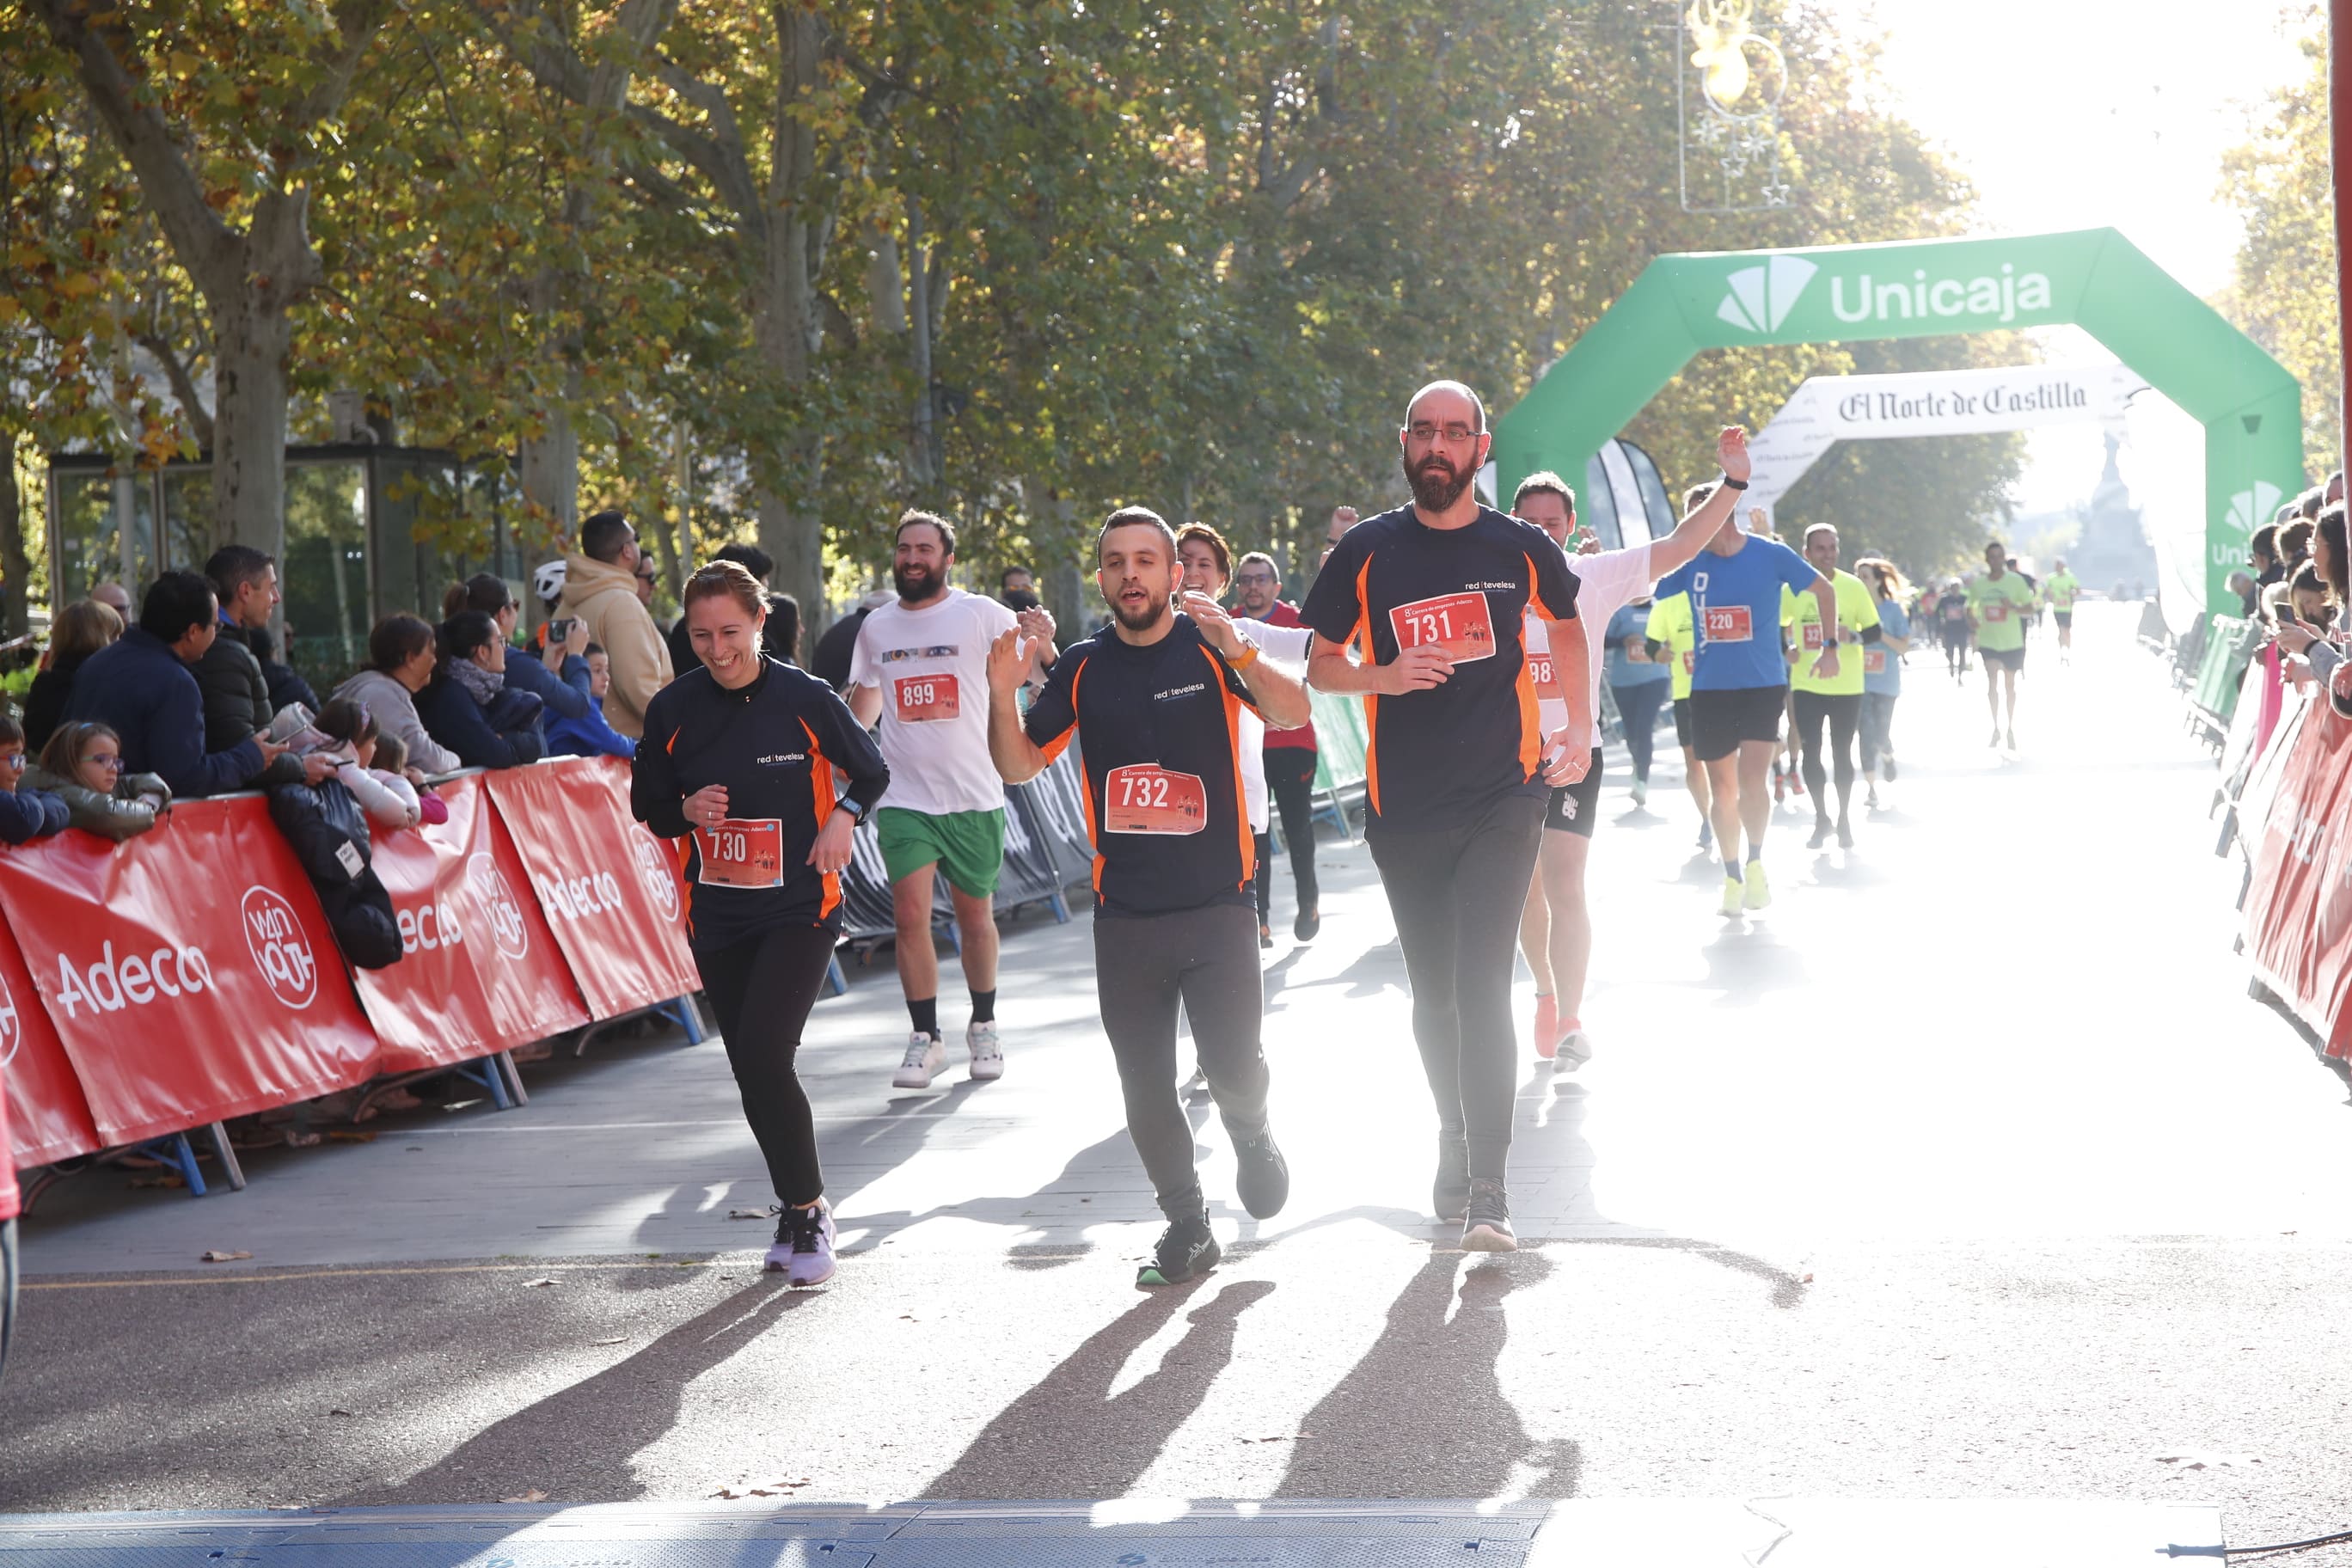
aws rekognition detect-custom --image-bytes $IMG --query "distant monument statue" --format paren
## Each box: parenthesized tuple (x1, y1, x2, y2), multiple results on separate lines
(2071, 432, 2158, 592)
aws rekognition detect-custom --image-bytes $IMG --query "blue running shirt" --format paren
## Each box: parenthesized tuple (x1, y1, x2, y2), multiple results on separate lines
(1655, 536, 1822, 692)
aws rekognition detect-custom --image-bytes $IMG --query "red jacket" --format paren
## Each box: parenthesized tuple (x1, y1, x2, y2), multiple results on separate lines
(1260, 600, 1317, 754)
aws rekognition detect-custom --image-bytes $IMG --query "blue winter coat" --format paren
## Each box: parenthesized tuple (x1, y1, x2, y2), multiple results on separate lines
(62, 626, 264, 799)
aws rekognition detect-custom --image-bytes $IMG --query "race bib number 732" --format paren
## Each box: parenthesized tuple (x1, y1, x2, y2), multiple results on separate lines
(1104, 765, 1207, 835)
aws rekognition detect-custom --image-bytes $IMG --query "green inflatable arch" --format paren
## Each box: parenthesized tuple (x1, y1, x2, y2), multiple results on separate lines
(1491, 229, 2303, 612)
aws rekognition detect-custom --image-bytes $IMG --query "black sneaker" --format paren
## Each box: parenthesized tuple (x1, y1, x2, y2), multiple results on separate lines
(1461, 1178, 1517, 1253)
(1806, 818, 1831, 849)
(1294, 906, 1320, 942)
(1234, 1126, 1290, 1219)
(1433, 1136, 1469, 1223)
(1137, 1212, 1220, 1287)
(1835, 817, 1853, 849)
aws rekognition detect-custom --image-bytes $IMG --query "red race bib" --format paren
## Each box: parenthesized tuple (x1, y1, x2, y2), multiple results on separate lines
(1982, 603, 2009, 623)
(1103, 765, 1207, 835)
(1864, 648, 1887, 675)
(1528, 653, 1557, 690)
(1703, 605, 1754, 643)
(1800, 622, 1825, 651)
(694, 818, 787, 888)
(894, 672, 961, 723)
(1390, 591, 1496, 664)
(1681, 650, 1696, 674)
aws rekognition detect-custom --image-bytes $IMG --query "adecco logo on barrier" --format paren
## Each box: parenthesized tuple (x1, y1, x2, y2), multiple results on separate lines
(242, 885, 319, 1010)
(52, 938, 213, 1020)
(534, 866, 629, 922)
(395, 897, 466, 956)
(633, 836, 680, 922)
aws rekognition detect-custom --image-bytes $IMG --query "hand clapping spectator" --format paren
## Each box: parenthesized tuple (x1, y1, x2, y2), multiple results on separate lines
(0, 716, 69, 843)
(331, 615, 462, 776)
(60, 570, 291, 799)
(415, 610, 545, 769)
(24, 598, 121, 752)
(23, 721, 172, 841)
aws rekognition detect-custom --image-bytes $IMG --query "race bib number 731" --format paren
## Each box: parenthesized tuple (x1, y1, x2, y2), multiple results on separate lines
(1389, 591, 1496, 665)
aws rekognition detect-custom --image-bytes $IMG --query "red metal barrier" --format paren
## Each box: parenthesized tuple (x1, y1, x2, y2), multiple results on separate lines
(483, 757, 699, 1021)
(355, 773, 591, 1073)
(2242, 692, 2352, 1056)
(0, 914, 101, 1169)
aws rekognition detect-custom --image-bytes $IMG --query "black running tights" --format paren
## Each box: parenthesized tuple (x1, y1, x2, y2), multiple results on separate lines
(1259, 747, 1321, 922)
(1367, 792, 1546, 1183)
(696, 922, 838, 1205)
(1093, 903, 1271, 1219)
(1792, 689, 1862, 822)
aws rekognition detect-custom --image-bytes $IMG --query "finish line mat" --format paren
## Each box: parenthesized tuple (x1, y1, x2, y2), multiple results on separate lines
(0, 1498, 2224, 1565)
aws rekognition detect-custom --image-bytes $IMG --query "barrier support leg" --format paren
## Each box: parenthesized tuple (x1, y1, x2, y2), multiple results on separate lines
(1048, 886, 1071, 924)
(205, 1123, 246, 1191)
(443, 1055, 515, 1112)
(129, 1132, 207, 1197)
(668, 995, 707, 1044)
(826, 954, 848, 997)
(497, 1049, 530, 1108)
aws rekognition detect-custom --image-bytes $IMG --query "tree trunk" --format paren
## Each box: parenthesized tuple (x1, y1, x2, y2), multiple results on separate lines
(750, 4, 830, 619)
(0, 438, 27, 638)
(205, 282, 298, 561)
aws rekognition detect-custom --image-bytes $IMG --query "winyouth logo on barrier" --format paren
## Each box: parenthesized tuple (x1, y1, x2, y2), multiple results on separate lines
(0, 971, 17, 1068)
(468, 853, 531, 960)
(1718, 255, 1816, 334)
(242, 885, 319, 1010)
(633, 836, 681, 922)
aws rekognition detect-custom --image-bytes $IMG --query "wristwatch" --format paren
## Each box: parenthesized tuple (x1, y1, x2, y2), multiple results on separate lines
(1228, 640, 1262, 671)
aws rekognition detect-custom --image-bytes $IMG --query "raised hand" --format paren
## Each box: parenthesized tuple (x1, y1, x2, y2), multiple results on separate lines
(985, 626, 1030, 696)
(1718, 425, 1751, 483)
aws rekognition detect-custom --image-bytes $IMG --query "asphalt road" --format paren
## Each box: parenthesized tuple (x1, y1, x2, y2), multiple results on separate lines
(6, 603, 2352, 1555)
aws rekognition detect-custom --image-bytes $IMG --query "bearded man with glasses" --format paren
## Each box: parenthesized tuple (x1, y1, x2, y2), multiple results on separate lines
(1300, 379, 1589, 1252)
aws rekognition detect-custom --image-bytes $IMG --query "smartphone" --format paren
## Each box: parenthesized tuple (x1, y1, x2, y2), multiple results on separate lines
(2276, 605, 2300, 629)
(547, 616, 579, 643)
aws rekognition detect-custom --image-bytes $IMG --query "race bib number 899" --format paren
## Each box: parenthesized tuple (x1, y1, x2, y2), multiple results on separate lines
(895, 672, 961, 723)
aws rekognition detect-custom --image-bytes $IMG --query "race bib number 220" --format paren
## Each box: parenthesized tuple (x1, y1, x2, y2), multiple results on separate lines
(1703, 605, 1754, 643)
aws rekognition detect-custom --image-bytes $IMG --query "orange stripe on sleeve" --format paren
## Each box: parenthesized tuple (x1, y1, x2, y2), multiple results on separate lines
(1526, 550, 1575, 622)
(800, 717, 842, 918)
(1351, 555, 1381, 818)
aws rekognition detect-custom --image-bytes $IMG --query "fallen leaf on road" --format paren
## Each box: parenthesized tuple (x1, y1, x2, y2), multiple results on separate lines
(329, 1409, 355, 1418)
(130, 1176, 186, 1190)
(328, 1130, 377, 1143)
(1245, 1434, 1310, 1443)
(728, 1209, 768, 1221)
(501, 1490, 549, 1504)
(2154, 1453, 2259, 1469)
(592, 1337, 628, 1346)
(1800, 1273, 1815, 1283)
(200, 1250, 252, 1263)
(520, 1277, 559, 1289)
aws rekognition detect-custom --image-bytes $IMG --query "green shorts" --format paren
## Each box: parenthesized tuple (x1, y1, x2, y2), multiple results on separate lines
(877, 806, 1006, 897)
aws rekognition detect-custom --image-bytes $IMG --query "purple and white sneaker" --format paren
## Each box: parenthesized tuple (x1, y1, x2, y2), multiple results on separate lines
(767, 1199, 836, 1287)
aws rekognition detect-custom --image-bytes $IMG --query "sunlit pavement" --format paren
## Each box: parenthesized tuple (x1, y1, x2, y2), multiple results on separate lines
(5, 604, 2351, 1558)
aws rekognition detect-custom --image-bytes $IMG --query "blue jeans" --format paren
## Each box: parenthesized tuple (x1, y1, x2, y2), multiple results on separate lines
(1610, 679, 1670, 782)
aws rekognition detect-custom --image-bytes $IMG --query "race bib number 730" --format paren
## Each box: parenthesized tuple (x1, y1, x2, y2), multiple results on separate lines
(694, 818, 786, 888)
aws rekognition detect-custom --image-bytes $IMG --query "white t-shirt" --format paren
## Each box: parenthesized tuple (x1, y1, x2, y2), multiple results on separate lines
(1228, 616, 1314, 833)
(848, 588, 1020, 816)
(1525, 544, 1657, 740)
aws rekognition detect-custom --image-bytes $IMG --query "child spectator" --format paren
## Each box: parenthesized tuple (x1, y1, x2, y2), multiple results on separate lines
(373, 733, 449, 824)
(24, 598, 121, 751)
(544, 642, 638, 759)
(23, 721, 172, 841)
(315, 697, 422, 830)
(0, 716, 69, 843)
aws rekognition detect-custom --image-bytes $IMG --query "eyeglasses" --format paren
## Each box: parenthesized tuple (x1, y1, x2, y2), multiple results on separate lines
(1405, 421, 1481, 445)
(0, 754, 22, 771)
(81, 753, 124, 772)
(1235, 572, 1277, 585)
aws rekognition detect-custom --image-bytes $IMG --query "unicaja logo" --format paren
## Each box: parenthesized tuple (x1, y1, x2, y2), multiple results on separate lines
(1718, 255, 1817, 334)
(2226, 481, 2284, 536)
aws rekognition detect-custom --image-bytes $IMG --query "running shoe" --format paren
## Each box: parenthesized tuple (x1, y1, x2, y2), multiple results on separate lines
(1137, 1212, 1220, 1287)
(1555, 1027, 1593, 1072)
(1789, 769, 1806, 798)
(1461, 1178, 1517, 1253)
(1698, 819, 1714, 852)
(1836, 818, 1853, 849)
(1234, 1125, 1289, 1219)
(1433, 1135, 1470, 1222)
(1772, 763, 1786, 804)
(1988, 726, 2000, 747)
(1743, 861, 1772, 911)
(1718, 875, 1745, 918)
(966, 1019, 1004, 1081)
(2004, 729, 2017, 752)
(1631, 776, 1649, 807)
(1295, 906, 1320, 942)
(1807, 818, 1831, 849)
(1883, 756, 1898, 781)
(768, 1200, 836, 1287)
(891, 1032, 946, 1089)
(1531, 993, 1559, 1060)
(1259, 923, 1274, 951)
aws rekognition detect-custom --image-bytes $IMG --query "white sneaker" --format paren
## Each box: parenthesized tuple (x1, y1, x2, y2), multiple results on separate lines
(892, 1032, 946, 1088)
(966, 1020, 1004, 1081)
(1555, 1029, 1594, 1072)
(1631, 776, 1648, 807)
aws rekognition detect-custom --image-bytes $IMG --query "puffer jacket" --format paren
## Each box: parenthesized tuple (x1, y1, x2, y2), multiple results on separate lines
(558, 552, 671, 739)
(266, 776, 401, 969)
(0, 788, 69, 843)
(20, 766, 172, 842)
(414, 676, 544, 770)
(194, 620, 303, 786)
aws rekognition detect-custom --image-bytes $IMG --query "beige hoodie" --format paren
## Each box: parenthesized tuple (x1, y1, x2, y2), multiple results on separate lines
(560, 551, 672, 739)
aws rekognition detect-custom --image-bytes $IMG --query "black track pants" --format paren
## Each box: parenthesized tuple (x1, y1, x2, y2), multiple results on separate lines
(695, 923, 838, 1205)
(1792, 689, 1862, 821)
(1259, 747, 1321, 922)
(1366, 791, 1546, 1183)
(1093, 903, 1271, 1218)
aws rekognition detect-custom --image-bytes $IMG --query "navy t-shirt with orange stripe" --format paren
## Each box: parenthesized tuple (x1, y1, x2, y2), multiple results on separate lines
(1022, 616, 1259, 918)
(631, 657, 889, 950)
(1299, 504, 1581, 830)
